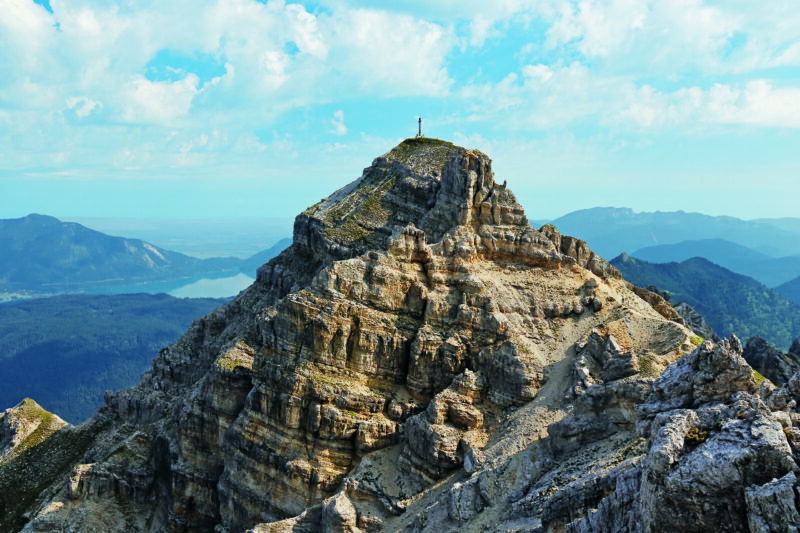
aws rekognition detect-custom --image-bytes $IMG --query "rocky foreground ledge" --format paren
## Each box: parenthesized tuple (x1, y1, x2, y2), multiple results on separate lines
(2, 139, 799, 533)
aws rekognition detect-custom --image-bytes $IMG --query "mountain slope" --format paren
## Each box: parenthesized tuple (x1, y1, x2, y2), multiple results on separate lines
(0, 399, 68, 465)
(0, 293, 226, 422)
(7, 139, 800, 533)
(778, 276, 800, 307)
(551, 207, 800, 259)
(238, 237, 292, 276)
(62, 216, 294, 259)
(0, 214, 240, 292)
(611, 253, 800, 349)
(742, 336, 800, 386)
(632, 238, 769, 268)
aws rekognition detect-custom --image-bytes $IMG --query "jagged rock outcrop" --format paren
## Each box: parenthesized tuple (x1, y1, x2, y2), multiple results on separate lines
(635, 338, 796, 533)
(744, 336, 800, 386)
(673, 301, 721, 343)
(791, 339, 800, 359)
(8, 138, 793, 533)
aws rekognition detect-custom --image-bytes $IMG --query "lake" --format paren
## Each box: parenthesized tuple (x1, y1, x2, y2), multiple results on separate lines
(169, 273, 255, 298)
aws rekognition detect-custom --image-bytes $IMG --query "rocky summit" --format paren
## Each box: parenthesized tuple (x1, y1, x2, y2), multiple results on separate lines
(3, 138, 800, 533)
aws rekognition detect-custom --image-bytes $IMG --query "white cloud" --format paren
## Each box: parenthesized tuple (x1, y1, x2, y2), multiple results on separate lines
(543, 0, 737, 73)
(611, 78, 800, 129)
(463, 58, 800, 132)
(330, 110, 347, 136)
(1, 0, 799, 198)
(324, 8, 454, 97)
(123, 74, 199, 124)
(522, 64, 553, 82)
(67, 96, 101, 118)
(707, 80, 800, 128)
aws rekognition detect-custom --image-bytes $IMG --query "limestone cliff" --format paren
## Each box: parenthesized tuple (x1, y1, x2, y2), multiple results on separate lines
(6, 138, 793, 533)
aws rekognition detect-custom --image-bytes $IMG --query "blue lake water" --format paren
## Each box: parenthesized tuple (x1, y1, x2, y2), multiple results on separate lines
(168, 273, 255, 298)
(76, 273, 255, 300)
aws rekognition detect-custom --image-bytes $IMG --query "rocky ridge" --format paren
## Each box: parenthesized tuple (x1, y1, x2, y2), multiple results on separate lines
(0, 399, 68, 464)
(3, 138, 797, 533)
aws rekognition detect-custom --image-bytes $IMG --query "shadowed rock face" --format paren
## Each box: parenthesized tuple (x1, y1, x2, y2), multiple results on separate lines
(12, 139, 768, 533)
(673, 301, 721, 343)
(744, 335, 800, 386)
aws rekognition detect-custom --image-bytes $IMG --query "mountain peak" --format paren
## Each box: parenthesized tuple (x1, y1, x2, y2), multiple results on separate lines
(292, 138, 617, 279)
(0, 398, 68, 464)
(295, 137, 523, 258)
(382, 137, 467, 172)
(19, 213, 61, 224)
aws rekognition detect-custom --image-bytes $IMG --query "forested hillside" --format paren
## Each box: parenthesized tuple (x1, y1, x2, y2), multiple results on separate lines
(0, 293, 226, 422)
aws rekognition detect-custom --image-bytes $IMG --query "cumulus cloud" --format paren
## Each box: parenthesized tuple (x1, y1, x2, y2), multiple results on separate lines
(0, 0, 460, 176)
(1, 0, 799, 195)
(461, 57, 800, 132)
(324, 8, 454, 96)
(123, 75, 199, 124)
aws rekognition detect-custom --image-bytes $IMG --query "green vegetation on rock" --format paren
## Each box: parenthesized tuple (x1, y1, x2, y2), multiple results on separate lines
(0, 399, 65, 462)
(752, 369, 769, 387)
(685, 427, 709, 447)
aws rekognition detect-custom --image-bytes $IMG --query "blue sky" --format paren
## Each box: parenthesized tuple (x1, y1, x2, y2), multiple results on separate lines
(1, 0, 799, 221)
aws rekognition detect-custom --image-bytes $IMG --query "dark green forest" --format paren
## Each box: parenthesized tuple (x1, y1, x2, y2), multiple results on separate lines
(0, 293, 227, 423)
(612, 254, 800, 350)
(778, 276, 800, 307)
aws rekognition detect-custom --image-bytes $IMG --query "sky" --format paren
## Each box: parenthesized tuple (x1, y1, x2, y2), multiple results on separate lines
(1, 0, 799, 221)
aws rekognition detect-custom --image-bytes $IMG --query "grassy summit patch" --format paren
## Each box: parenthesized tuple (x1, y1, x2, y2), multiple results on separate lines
(0, 398, 67, 463)
(305, 138, 469, 252)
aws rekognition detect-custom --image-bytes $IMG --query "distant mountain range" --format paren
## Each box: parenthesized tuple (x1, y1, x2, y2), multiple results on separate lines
(0, 214, 290, 295)
(61, 216, 293, 259)
(630, 239, 800, 288)
(611, 253, 800, 350)
(546, 207, 800, 302)
(550, 207, 800, 259)
(0, 293, 226, 423)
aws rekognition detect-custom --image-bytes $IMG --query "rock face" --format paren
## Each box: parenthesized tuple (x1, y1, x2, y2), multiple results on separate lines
(630, 285, 686, 326)
(6, 138, 798, 533)
(744, 336, 800, 386)
(673, 301, 721, 342)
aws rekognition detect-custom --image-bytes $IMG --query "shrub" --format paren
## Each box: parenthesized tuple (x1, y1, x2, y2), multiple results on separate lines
(685, 427, 709, 447)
